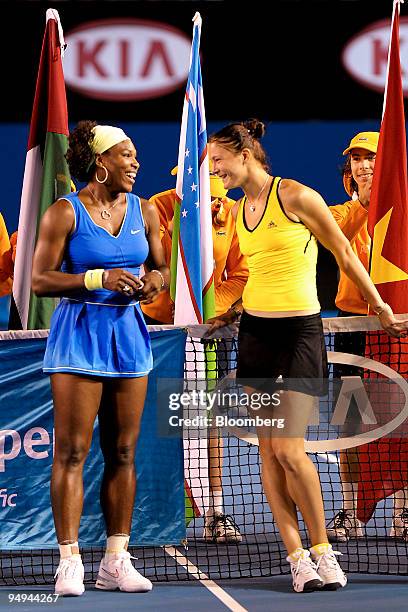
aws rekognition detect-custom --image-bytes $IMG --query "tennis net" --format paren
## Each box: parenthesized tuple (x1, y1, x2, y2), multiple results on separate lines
(1, 314, 408, 585)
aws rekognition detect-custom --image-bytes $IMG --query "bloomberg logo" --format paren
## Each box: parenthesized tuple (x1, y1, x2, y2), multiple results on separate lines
(63, 18, 191, 101)
(342, 17, 408, 95)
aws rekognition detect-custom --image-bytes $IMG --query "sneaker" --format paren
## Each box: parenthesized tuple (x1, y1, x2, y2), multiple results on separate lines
(312, 546, 347, 590)
(326, 509, 364, 542)
(95, 551, 152, 592)
(286, 550, 323, 593)
(389, 508, 408, 541)
(54, 555, 85, 596)
(203, 513, 242, 544)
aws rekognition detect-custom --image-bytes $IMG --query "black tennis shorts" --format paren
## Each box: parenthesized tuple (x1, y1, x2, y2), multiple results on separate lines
(236, 311, 328, 397)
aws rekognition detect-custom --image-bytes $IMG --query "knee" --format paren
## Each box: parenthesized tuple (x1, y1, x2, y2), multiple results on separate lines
(105, 444, 136, 469)
(273, 446, 304, 473)
(258, 441, 276, 464)
(54, 440, 89, 468)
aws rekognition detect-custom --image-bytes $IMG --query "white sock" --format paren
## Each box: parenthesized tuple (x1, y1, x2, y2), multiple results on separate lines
(58, 541, 79, 559)
(288, 547, 308, 562)
(209, 490, 223, 516)
(342, 481, 358, 513)
(105, 534, 129, 558)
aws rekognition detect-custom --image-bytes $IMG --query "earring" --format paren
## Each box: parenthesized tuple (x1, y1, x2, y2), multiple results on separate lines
(96, 166, 108, 184)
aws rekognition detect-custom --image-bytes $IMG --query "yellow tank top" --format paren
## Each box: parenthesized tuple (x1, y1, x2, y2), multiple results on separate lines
(235, 177, 320, 313)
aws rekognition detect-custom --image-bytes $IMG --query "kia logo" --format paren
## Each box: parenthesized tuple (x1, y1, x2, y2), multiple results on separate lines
(63, 18, 191, 101)
(342, 17, 408, 95)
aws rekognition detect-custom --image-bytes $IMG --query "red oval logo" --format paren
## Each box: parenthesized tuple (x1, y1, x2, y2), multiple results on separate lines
(64, 18, 191, 101)
(342, 17, 408, 96)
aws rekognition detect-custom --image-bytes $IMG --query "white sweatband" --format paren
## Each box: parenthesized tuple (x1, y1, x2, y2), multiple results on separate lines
(91, 125, 129, 154)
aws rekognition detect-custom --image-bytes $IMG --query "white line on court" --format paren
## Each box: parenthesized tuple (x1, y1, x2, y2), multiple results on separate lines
(164, 546, 248, 612)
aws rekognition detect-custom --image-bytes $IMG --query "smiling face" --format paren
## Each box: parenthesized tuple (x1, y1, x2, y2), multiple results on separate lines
(209, 142, 247, 191)
(99, 139, 140, 192)
(350, 147, 376, 190)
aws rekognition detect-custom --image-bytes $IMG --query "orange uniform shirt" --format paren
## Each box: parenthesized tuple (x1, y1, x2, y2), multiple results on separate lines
(330, 199, 370, 314)
(142, 189, 248, 322)
(0, 214, 13, 297)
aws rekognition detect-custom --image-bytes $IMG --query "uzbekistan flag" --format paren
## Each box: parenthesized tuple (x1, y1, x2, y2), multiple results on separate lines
(357, 0, 408, 522)
(10, 9, 70, 330)
(170, 12, 215, 325)
(170, 13, 216, 522)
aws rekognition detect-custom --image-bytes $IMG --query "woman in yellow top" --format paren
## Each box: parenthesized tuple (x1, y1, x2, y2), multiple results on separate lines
(208, 119, 407, 593)
(142, 166, 248, 544)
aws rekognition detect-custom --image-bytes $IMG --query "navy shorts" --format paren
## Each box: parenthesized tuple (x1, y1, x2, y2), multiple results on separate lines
(236, 311, 328, 396)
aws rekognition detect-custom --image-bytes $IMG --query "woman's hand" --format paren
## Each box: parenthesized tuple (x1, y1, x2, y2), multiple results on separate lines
(204, 308, 240, 337)
(102, 269, 144, 296)
(138, 270, 165, 304)
(377, 303, 408, 338)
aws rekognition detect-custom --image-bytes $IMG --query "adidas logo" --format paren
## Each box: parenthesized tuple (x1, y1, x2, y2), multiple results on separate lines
(267, 220, 277, 228)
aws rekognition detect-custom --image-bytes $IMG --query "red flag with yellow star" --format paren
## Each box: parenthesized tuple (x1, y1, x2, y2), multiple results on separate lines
(357, 0, 408, 523)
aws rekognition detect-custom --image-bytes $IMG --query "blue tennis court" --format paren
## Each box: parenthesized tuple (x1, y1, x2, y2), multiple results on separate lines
(1, 574, 407, 611)
(1, 320, 407, 608)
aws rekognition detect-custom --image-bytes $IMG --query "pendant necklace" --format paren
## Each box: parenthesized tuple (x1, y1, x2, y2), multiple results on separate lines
(247, 175, 270, 213)
(87, 186, 122, 219)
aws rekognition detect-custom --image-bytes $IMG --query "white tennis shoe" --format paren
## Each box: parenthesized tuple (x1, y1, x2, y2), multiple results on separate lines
(286, 550, 323, 593)
(326, 509, 364, 542)
(54, 555, 85, 596)
(203, 512, 243, 544)
(389, 508, 408, 541)
(95, 551, 152, 592)
(311, 546, 347, 590)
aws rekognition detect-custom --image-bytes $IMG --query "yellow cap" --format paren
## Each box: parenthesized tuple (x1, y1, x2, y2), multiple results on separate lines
(342, 131, 379, 156)
(170, 161, 227, 198)
(342, 131, 379, 196)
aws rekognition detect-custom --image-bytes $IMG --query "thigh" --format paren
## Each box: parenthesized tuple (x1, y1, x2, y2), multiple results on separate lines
(51, 373, 103, 448)
(98, 376, 149, 451)
(273, 390, 317, 437)
(250, 387, 316, 441)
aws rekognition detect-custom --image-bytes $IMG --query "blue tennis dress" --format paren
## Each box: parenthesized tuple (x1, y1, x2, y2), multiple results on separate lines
(43, 192, 153, 378)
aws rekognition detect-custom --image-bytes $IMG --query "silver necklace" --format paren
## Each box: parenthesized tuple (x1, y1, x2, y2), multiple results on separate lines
(87, 186, 122, 219)
(247, 175, 270, 213)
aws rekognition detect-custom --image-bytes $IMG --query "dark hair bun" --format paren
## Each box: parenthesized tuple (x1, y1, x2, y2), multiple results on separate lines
(243, 118, 266, 140)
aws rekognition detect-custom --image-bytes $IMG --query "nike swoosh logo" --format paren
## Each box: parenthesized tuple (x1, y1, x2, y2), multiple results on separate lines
(131, 229, 141, 235)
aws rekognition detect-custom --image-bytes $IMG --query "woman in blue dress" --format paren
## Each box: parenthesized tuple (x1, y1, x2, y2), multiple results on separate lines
(32, 121, 169, 596)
